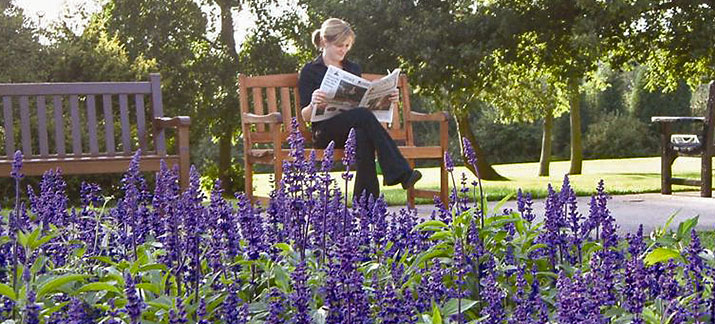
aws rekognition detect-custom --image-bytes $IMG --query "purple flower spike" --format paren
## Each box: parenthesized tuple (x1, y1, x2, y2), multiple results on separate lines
(24, 290, 40, 324)
(461, 137, 477, 167)
(342, 128, 357, 167)
(11, 150, 23, 180)
(444, 151, 454, 172)
(123, 273, 144, 324)
(291, 262, 311, 324)
(322, 140, 336, 172)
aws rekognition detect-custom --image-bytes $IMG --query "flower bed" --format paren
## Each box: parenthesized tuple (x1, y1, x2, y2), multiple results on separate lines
(0, 120, 712, 323)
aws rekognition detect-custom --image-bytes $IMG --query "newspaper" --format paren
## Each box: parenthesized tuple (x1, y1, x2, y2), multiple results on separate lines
(310, 65, 400, 123)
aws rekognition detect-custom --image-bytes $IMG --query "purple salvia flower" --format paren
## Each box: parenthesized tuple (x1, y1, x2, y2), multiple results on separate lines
(480, 267, 505, 324)
(168, 298, 187, 324)
(684, 230, 706, 294)
(378, 282, 403, 324)
(10, 150, 23, 180)
(461, 137, 477, 167)
(623, 252, 648, 323)
(222, 284, 248, 324)
(626, 225, 645, 257)
(516, 189, 535, 223)
(68, 297, 89, 324)
(509, 266, 530, 324)
(291, 262, 311, 324)
(235, 192, 267, 260)
(266, 287, 286, 324)
(123, 272, 144, 324)
(24, 290, 40, 324)
(322, 140, 336, 172)
(528, 265, 548, 323)
(342, 128, 357, 168)
(288, 117, 305, 162)
(197, 298, 209, 324)
(444, 151, 454, 172)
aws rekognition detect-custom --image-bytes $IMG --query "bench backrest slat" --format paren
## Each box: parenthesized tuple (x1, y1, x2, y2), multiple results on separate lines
(86, 95, 99, 156)
(3, 97, 14, 159)
(119, 94, 131, 154)
(20, 96, 32, 156)
(150, 74, 166, 156)
(37, 96, 49, 157)
(69, 95, 82, 156)
(103, 94, 116, 155)
(252, 87, 266, 133)
(53, 96, 66, 157)
(135, 94, 147, 152)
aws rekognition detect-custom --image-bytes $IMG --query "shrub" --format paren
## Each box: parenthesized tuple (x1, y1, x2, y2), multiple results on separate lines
(584, 113, 658, 158)
(0, 120, 712, 323)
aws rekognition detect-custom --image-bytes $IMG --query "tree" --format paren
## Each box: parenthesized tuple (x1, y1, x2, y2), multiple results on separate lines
(618, 0, 715, 90)
(0, 1, 47, 82)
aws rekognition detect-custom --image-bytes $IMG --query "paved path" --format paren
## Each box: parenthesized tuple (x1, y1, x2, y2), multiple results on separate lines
(388, 192, 715, 234)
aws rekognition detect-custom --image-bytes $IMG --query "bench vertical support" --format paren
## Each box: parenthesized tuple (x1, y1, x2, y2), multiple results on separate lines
(659, 122, 673, 195)
(178, 121, 191, 189)
(440, 115, 449, 204)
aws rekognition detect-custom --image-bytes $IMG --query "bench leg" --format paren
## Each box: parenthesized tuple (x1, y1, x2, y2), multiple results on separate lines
(702, 153, 712, 197)
(245, 162, 254, 201)
(407, 160, 416, 208)
(177, 125, 190, 189)
(660, 123, 673, 195)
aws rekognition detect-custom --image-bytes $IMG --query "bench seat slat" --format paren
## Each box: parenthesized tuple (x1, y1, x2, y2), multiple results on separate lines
(37, 96, 49, 156)
(103, 94, 115, 155)
(53, 96, 65, 156)
(3, 96, 15, 158)
(0, 154, 178, 177)
(87, 95, 99, 155)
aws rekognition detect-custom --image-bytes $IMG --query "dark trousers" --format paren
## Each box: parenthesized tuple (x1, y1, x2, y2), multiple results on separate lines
(312, 108, 411, 199)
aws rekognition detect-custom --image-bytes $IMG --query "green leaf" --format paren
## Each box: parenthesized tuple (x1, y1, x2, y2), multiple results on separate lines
(644, 248, 682, 265)
(38, 274, 88, 298)
(76, 282, 121, 294)
(415, 220, 449, 231)
(17, 230, 28, 247)
(429, 231, 452, 241)
(526, 243, 548, 254)
(432, 304, 443, 324)
(274, 243, 293, 253)
(89, 256, 117, 266)
(441, 298, 478, 317)
(677, 216, 699, 241)
(138, 263, 168, 273)
(136, 283, 161, 295)
(30, 232, 57, 250)
(0, 283, 17, 301)
(146, 301, 172, 311)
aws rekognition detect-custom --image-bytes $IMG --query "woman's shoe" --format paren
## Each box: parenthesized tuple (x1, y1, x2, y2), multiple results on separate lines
(401, 170, 422, 190)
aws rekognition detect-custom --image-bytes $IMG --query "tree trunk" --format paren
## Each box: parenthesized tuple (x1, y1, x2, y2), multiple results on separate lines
(217, 0, 240, 191)
(568, 78, 583, 175)
(539, 109, 553, 177)
(455, 109, 506, 180)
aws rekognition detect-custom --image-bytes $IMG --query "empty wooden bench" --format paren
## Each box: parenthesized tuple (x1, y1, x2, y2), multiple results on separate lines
(0, 73, 191, 186)
(239, 72, 449, 206)
(651, 81, 715, 197)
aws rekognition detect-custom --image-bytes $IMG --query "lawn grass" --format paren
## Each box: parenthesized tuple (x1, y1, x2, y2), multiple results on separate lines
(252, 156, 714, 206)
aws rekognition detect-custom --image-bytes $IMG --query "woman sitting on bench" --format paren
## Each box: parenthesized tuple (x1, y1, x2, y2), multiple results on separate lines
(299, 17, 421, 200)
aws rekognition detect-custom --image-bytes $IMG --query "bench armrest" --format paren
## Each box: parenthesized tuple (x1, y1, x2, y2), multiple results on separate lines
(651, 116, 705, 123)
(242, 112, 283, 124)
(154, 116, 191, 129)
(408, 111, 448, 122)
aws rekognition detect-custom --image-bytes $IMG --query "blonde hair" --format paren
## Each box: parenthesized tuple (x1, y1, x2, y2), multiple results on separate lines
(312, 18, 355, 49)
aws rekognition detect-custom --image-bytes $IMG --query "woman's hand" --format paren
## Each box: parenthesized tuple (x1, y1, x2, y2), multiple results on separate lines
(311, 89, 328, 109)
(388, 89, 399, 103)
